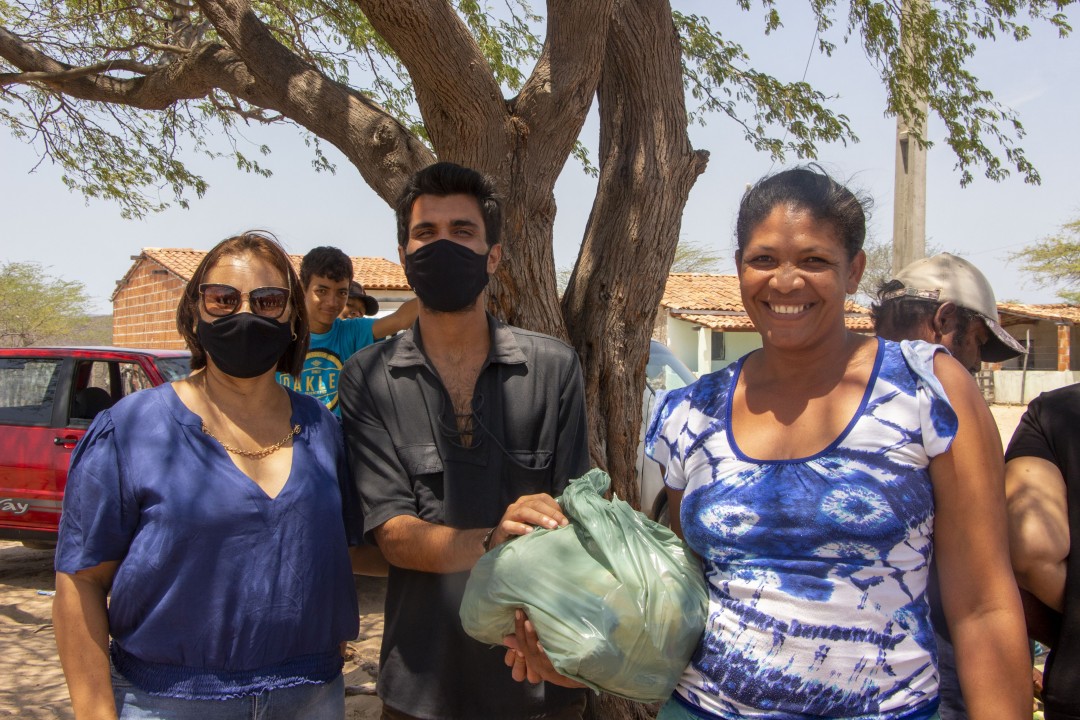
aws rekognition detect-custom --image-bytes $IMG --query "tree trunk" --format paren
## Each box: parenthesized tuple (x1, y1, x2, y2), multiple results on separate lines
(358, 0, 615, 346)
(564, 0, 708, 511)
(488, 176, 568, 340)
(565, 4, 708, 711)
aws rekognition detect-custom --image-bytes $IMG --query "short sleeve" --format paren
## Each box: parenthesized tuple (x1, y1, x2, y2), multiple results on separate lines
(900, 340, 958, 459)
(339, 359, 420, 543)
(1005, 395, 1054, 465)
(55, 411, 139, 573)
(644, 388, 692, 491)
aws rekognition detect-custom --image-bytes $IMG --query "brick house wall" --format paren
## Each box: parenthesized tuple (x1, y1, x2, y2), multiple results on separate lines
(112, 259, 187, 349)
(111, 248, 412, 349)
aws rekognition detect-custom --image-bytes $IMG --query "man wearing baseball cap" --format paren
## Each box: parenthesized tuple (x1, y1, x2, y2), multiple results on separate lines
(872, 252, 1025, 720)
(341, 280, 380, 319)
(872, 252, 1026, 373)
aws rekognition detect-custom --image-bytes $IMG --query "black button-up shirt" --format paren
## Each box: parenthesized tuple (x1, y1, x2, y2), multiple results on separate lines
(340, 314, 590, 719)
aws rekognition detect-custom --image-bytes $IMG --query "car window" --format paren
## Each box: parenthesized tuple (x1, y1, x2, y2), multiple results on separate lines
(120, 362, 154, 394)
(0, 358, 62, 425)
(69, 360, 118, 423)
(154, 357, 191, 382)
(645, 343, 696, 393)
(83, 361, 113, 392)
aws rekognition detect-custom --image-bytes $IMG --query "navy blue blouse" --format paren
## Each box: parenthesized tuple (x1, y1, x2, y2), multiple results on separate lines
(56, 383, 359, 699)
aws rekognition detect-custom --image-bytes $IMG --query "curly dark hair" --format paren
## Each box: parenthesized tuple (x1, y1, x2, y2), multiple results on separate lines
(176, 231, 309, 376)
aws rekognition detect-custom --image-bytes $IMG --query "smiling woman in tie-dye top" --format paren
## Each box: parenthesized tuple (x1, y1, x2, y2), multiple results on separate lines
(645, 167, 1028, 720)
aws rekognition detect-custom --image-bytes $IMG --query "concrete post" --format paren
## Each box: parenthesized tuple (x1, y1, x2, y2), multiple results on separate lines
(891, 0, 928, 273)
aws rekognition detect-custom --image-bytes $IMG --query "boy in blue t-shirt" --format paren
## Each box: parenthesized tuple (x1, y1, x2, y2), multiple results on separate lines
(278, 246, 417, 416)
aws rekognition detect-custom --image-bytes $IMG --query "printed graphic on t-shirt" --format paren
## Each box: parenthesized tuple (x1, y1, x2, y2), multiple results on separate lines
(278, 349, 344, 413)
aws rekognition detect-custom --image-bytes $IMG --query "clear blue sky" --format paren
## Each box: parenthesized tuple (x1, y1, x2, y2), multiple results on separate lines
(2, 4, 1078, 315)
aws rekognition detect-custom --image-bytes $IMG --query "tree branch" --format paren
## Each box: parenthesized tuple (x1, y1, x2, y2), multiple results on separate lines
(510, 0, 614, 183)
(355, 0, 509, 161)
(0, 58, 158, 87)
(0, 27, 224, 107)
(194, 0, 433, 201)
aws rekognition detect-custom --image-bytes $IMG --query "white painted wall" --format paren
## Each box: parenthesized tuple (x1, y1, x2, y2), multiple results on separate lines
(993, 370, 1080, 404)
(696, 330, 710, 375)
(369, 289, 415, 316)
(663, 317, 763, 375)
(666, 318, 701, 373)
(717, 332, 763, 371)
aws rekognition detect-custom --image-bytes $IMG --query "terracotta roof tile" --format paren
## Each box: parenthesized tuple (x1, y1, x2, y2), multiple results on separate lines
(143, 248, 205, 280)
(661, 274, 744, 312)
(661, 273, 872, 332)
(670, 310, 872, 333)
(997, 302, 1080, 325)
(345, 257, 411, 290)
(118, 248, 410, 295)
(669, 312, 759, 331)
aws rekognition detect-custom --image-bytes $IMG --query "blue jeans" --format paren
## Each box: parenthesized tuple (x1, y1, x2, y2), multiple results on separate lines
(112, 668, 345, 720)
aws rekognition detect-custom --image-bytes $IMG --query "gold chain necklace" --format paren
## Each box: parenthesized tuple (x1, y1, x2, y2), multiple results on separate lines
(202, 422, 301, 459)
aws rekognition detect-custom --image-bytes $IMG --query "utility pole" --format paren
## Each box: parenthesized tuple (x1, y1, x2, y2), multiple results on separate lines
(892, 0, 928, 273)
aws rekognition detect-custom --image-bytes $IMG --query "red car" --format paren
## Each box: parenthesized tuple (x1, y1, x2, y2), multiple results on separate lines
(0, 347, 190, 547)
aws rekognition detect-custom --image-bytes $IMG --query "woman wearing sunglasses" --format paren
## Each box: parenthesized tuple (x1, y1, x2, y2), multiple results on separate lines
(53, 232, 360, 719)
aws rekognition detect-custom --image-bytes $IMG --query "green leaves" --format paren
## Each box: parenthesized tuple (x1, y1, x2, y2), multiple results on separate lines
(847, 0, 1070, 186)
(456, 0, 542, 93)
(1, 0, 1073, 217)
(675, 8, 857, 162)
(0, 261, 93, 347)
(1011, 218, 1080, 303)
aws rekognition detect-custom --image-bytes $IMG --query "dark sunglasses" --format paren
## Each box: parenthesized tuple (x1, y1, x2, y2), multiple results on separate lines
(199, 284, 291, 319)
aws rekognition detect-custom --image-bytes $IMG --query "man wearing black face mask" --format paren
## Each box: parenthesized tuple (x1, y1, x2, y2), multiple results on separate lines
(339, 163, 591, 720)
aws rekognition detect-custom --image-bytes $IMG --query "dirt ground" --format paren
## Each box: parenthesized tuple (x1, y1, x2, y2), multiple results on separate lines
(0, 547, 386, 719)
(0, 404, 1030, 718)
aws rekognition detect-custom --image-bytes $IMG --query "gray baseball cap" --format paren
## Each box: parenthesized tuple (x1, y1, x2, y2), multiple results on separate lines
(883, 253, 1025, 362)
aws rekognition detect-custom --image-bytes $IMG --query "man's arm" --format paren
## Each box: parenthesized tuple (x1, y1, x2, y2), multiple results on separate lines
(373, 493, 567, 574)
(349, 545, 390, 576)
(371, 299, 419, 340)
(1005, 455, 1069, 613)
(340, 351, 568, 575)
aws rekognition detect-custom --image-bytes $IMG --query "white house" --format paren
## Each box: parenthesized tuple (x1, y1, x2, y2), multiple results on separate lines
(654, 273, 873, 375)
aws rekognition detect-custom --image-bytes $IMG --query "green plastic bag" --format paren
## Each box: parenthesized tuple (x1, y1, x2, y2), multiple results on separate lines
(459, 468, 707, 702)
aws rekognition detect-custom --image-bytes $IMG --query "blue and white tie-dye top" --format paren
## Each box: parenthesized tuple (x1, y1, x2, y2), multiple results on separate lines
(645, 339, 958, 720)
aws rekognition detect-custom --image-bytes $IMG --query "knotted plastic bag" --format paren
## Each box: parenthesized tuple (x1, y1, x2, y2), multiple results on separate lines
(459, 468, 707, 702)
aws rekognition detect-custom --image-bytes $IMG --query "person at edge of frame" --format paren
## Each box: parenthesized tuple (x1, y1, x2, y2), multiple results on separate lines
(872, 252, 1026, 718)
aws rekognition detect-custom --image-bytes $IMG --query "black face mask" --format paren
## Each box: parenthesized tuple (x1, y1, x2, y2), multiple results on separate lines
(404, 239, 491, 313)
(197, 313, 293, 378)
